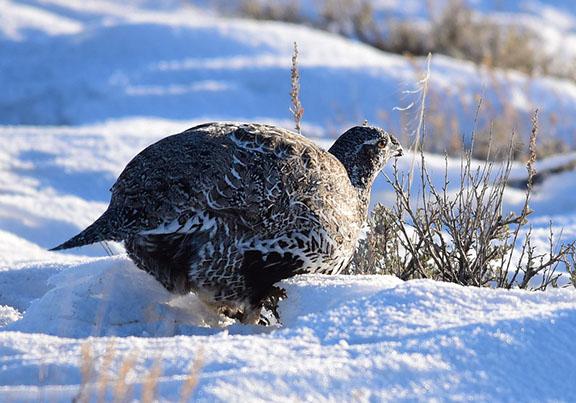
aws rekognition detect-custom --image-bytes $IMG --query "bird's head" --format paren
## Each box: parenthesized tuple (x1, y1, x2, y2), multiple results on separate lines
(328, 125, 403, 193)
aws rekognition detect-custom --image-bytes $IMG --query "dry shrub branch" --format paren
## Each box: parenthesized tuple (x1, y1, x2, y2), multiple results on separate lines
(350, 110, 575, 289)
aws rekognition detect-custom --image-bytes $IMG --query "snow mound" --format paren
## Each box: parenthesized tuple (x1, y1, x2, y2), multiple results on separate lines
(5, 255, 227, 338)
(0, 255, 575, 401)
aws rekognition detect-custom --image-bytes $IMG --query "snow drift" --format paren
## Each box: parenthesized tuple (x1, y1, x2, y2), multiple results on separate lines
(1, 254, 576, 401)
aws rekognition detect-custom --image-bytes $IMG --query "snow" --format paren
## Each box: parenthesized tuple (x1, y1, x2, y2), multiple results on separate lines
(0, 0, 83, 40)
(3, 0, 576, 147)
(1, 259, 576, 401)
(1, 0, 576, 400)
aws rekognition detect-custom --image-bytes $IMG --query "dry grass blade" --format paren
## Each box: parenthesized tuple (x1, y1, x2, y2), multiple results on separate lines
(141, 359, 163, 403)
(408, 53, 431, 186)
(100, 241, 114, 256)
(113, 351, 137, 403)
(96, 341, 116, 403)
(179, 349, 205, 403)
(74, 341, 95, 403)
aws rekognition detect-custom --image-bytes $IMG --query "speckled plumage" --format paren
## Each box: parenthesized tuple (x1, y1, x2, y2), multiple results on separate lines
(52, 122, 402, 323)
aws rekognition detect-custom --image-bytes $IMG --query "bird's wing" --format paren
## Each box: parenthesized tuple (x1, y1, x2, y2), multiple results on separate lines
(110, 124, 317, 235)
(125, 229, 212, 295)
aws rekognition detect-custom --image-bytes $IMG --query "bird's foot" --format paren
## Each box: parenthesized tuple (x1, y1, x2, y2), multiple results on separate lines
(217, 286, 288, 326)
(257, 286, 287, 326)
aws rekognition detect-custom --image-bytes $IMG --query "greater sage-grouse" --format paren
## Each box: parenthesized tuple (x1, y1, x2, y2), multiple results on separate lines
(51, 123, 403, 323)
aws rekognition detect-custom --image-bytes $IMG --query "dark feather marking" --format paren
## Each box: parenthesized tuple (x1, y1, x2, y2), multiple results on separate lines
(241, 250, 306, 306)
(125, 231, 210, 295)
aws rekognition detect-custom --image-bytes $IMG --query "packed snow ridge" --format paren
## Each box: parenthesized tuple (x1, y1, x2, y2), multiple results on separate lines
(1, 254, 576, 401)
(1, 0, 576, 401)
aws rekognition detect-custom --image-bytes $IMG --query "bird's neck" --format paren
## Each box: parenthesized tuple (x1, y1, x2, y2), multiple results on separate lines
(328, 143, 376, 201)
(329, 143, 382, 229)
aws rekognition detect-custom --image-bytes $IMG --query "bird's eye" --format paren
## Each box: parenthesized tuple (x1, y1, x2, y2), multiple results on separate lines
(376, 139, 388, 148)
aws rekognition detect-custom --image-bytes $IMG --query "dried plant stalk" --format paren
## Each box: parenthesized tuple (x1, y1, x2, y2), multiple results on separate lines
(179, 349, 205, 403)
(96, 341, 116, 403)
(290, 41, 304, 134)
(113, 351, 137, 403)
(141, 360, 163, 403)
(74, 341, 95, 403)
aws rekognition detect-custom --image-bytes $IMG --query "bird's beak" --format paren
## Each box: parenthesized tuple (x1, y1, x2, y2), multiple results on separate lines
(395, 147, 404, 157)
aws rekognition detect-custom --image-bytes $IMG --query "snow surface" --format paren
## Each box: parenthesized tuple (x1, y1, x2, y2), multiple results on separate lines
(2, 0, 576, 401)
(3, 0, 576, 148)
(2, 258, 576, 401)
(234, 0, 576, 76)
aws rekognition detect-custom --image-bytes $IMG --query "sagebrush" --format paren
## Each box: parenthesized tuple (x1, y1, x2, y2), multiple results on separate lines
(349, 112, 575, 290)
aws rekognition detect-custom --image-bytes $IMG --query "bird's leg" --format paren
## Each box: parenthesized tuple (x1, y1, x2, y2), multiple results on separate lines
(219, 287, 288, 325)
(257, 286, 288, 326)
(218, 302, 262, 325)
(218, 305, 245, 322)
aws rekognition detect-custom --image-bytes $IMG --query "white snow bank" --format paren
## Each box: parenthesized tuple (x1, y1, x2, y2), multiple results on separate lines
(0, 0, 83, 41)
(0, 254, 575, 401)
(3, 0, 576, 150)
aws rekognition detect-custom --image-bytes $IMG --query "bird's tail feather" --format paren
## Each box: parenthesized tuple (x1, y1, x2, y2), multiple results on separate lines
(50, 209, 120, 251)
